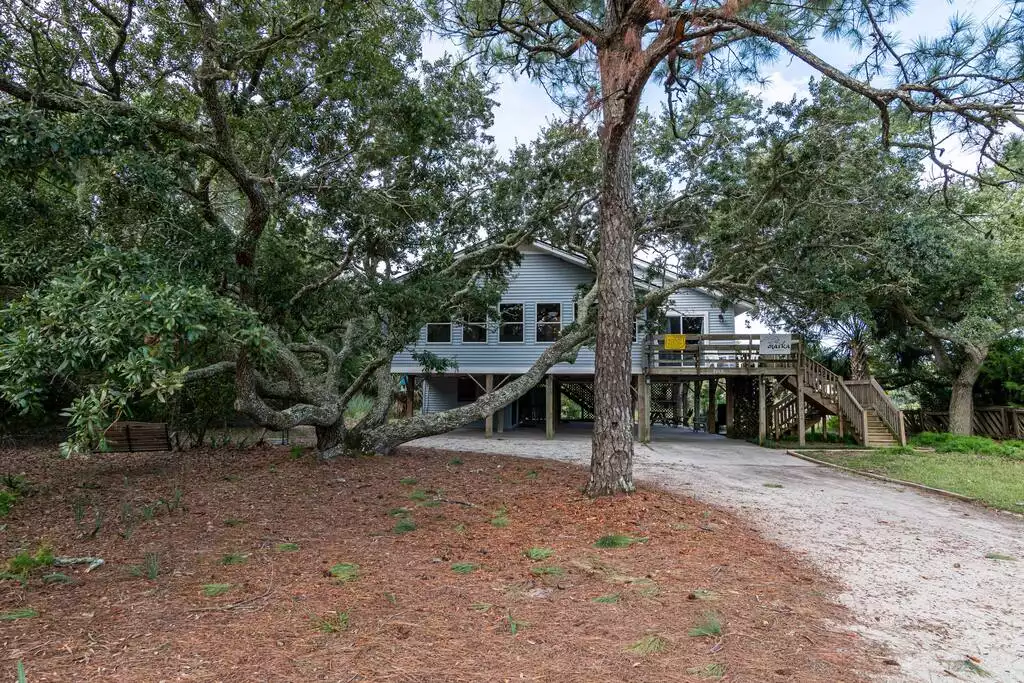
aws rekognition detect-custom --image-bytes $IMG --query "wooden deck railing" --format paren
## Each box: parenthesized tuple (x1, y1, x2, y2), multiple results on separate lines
(643, 334, 802, 372)
(846, 378, 907, 446)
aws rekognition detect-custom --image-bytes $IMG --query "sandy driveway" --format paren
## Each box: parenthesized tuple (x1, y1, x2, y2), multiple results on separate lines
(405, 427, 1024, 682)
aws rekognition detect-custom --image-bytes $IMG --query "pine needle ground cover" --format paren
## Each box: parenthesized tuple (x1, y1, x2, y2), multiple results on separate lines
(0, 444, 879, 681)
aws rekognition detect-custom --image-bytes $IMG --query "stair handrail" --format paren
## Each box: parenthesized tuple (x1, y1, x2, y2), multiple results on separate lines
(801, 356, 843, 407)
(846, 378, 907, 446)
(836, 380, 870, 446)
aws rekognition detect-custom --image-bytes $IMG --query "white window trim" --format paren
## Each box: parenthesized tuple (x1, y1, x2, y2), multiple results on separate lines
(498, 302, 526, 344)
(663, 310, 709, 336)
(425, 322, 453, 344)
(535, 302, 562, 345)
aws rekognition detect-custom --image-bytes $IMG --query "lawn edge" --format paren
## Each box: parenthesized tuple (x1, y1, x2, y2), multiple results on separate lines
(785, 449, 978, 504)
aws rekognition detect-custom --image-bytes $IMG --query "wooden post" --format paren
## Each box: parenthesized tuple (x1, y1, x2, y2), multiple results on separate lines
(838, 415, 844, 439)
(796, 367, 806, 447)
(725, 379, 734, 436)
(671, 383, 682, 426)
(545, 374, 555, 440)
(485, 374, 494, 438)
(638, 376, 652, 443)
(821, 415, 828, 441)
(554, 380, 562, 425)
(706, 378, 718, 434)
(405, 375, 416, 418)
(758, 375, 767, 446)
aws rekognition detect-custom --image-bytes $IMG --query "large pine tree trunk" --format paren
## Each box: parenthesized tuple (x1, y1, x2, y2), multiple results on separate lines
(948, 347, 987, 435)
(587, 40, 641, 496)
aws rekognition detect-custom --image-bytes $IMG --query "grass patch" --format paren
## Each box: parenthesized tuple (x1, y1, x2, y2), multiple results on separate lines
(312, 610, 349, 633)
(984, 552, 1016, 561)
(503, 612, 527, 635)
(688, 611, 723, 638)
(5, 544, 54, 577)
(0, 608, 38, 621)
(129, 552, 160, 580)
(524, 547, 554, 561)
(329, 563, 360, 582)
(388, 507, 410, 517)
(448, 457, 463, 466)
(393, 519, 416, 534)
(400, 477, 418, 485)
(220, 552, 248, 565)
(529, 565, 564, 577)
(592, 593, 620, 604)
(626, 634, 668, 655)
(688, 663, 726, 679)
(470, 602, 493, 612)
(42, 572, 72, 585)
(912, 432, 1024, 459)
(409, 489, 430, 501)
(275, 542, 300, 552)
(223, 518, 245, 527)
(525, 470, 539, 480)
(490, 506, 510, 528)
(594, 534, 646, 549)
(807, 447, 1024, 511)
(202, 583, 232, 597)
(762, 483, 784, 488)
(450, 562, 477, 574)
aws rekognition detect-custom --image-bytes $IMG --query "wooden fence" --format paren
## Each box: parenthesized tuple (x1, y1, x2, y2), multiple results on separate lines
(905, 407, 1024, 439)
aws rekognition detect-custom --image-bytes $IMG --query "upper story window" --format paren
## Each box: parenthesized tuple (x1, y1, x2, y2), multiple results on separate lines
(536, 303, 562, 342)
(462, 322, 487, 343)
(664, 315, 704, 335)
(426, 323, 452, 343)
(499, 303, 524, 343)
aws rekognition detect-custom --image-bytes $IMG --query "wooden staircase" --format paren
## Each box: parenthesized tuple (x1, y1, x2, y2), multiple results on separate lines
(772, 356, 906, 447)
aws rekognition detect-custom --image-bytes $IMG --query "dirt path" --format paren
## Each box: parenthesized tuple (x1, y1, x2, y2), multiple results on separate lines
(406, 430, 1024, 682)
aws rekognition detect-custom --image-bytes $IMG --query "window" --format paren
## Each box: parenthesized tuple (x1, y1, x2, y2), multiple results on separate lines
(664, 315, 704, 335)
(536, 303, 561, 342)
(426, 323, 451, 343)
(499, 303, 524, 342)
(462, 322, 487, 343)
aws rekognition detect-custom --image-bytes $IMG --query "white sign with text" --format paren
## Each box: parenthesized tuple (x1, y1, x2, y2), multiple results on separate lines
(760, 334, 793, 356)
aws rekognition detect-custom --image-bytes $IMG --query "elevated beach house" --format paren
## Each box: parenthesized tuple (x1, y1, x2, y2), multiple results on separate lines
(390, 240, 905, 447)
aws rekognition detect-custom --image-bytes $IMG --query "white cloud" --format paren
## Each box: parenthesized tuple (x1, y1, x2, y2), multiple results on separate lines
(747, 71, 807, 106)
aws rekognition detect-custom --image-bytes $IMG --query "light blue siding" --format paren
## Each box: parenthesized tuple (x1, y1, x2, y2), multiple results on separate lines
(392, 246, 736, 376)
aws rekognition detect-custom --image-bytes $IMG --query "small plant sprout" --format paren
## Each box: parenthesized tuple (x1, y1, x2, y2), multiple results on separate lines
(409, 489, 429, 501)
(490, 506, 510, 528)
(524, 547, 554, 561)
(504, 612, 527, 636)
(688, 611, 723, 638)
(202, 583, 232, 597)
(275, 542, 300, 552)
(17, 660, 26, 683)
(400, 477, 418, 486)
(451, 562, 477, 574)
(592, 593, 620, 604)
(627, 634, 668, 655)
(329, 563, 360, 582)
(220, 552, 248, 565)
(393, 519, 416, 534)
(593, 534, 646, 549)
(448, 457, 463, 466)
(143, 552, 160, 579)
(313, 610, 350, 633)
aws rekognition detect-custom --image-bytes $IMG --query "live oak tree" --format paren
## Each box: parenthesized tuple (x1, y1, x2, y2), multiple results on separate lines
(0, 0, 611, 456)
(430, 0, 1024, 490)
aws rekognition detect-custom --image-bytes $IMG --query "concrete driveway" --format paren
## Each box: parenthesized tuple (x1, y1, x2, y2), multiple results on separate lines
(406, 426, 1024, 682)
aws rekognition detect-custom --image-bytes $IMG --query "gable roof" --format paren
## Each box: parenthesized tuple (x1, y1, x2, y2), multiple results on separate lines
(525, 239, 754, 315)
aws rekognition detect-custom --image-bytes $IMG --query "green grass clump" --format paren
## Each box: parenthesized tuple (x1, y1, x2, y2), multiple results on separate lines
(202, 583, 232, 597)
(0, 490, 17, 517)
(626, 634, 668, 655)
(762, 483, 784, 488)
(524, 547, 554, 561)
(400, 477, 418, 486)
(529, 565, 564, 577)
(223, 518, 245, 527)
(275, 542, 300, 552)
(985, 552, 1016, 561)
(448, 457, 463, 466)
(393, 519, 416, 534)
(809, 447, 1024, 511)
(220, 552, 248, 565)
(329, 563, 360, 581)
(42, 572, 72, 585)
(0, 608, 38, 621)
(490, 506, 510, 528)
(313, 610, 349, 633)
(592, 593, 620, 604)
(451, 562, 477, 574)
(688, 611, 723, 638)
(688, 663, 726, 679)
(5, 544, 54, 577)
(594, 534, 646, 549)
(409, 489, 430, 501)
(912, 432, 1024, 459)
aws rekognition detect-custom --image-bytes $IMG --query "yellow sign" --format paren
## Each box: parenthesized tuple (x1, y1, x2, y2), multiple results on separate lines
(664, 334, 687, 350)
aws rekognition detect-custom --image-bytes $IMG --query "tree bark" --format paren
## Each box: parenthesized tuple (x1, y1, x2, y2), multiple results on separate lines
(948, 346, 987, 435)
(587, 38, 642, 496)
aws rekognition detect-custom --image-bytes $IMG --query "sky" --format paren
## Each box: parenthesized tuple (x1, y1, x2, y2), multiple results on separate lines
(423, 0, 1010, 331)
